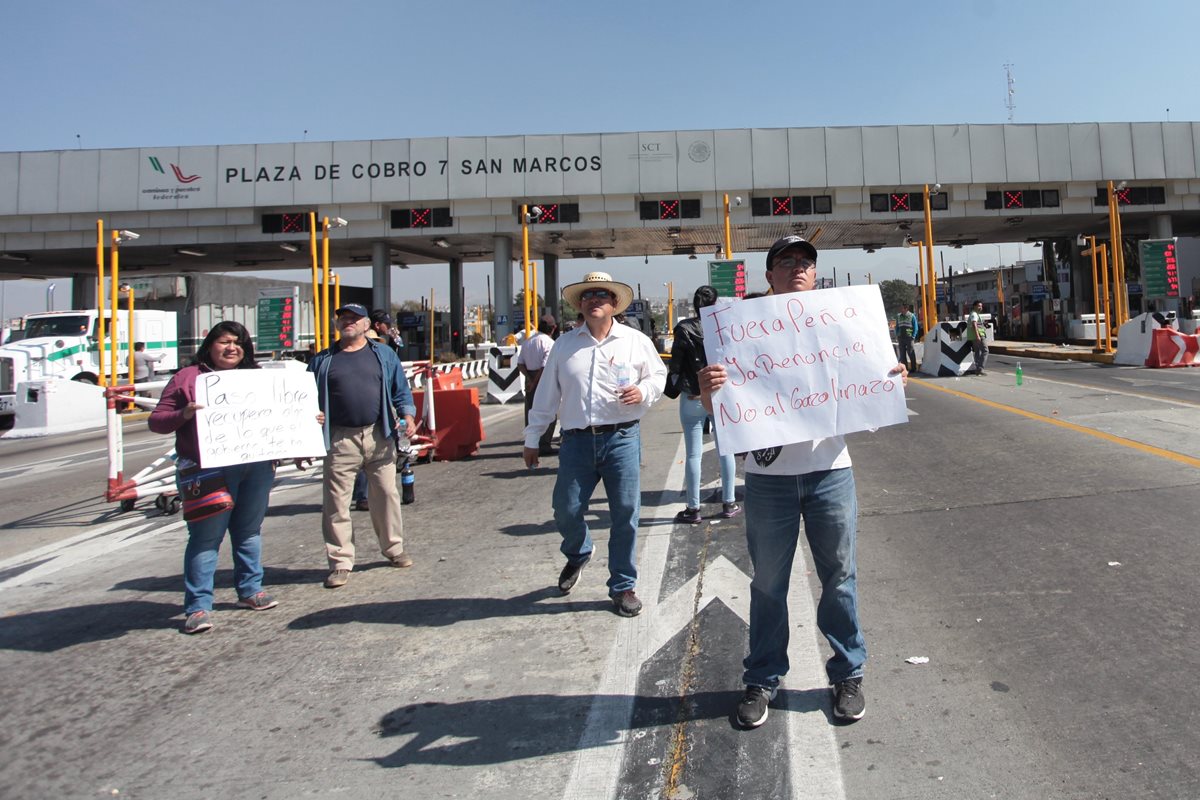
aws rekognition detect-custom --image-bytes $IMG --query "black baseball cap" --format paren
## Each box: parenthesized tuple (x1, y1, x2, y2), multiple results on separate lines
(335, 303, 369, 318)
(766, 236, 819, 269)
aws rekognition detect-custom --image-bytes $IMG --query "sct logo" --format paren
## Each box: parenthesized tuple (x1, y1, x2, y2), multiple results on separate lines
(148, 156, 200, 184)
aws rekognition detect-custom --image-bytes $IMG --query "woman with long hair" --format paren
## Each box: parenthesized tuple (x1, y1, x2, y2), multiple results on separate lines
(149, 321, 279, 634)
(664, 285, 739, 524)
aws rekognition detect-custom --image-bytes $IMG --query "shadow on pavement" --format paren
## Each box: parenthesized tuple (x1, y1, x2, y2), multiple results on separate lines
(0, 600, 180, 652)
(288, 587, 610, 629)
(369, 689, 780, 767)
(0, 496, 140, 530)
(109, 565, 330, 594)
(265, 502, 323, 518)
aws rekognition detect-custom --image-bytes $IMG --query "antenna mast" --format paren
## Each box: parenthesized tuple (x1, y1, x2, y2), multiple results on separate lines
(1004, 63, 1016, 122)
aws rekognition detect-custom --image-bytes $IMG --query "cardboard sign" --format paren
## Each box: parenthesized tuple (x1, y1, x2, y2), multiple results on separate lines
(700, 285, 907, 455)
(194, 369, 325, 467)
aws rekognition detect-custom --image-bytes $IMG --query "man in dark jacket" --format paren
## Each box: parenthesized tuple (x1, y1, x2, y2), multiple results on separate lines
(302, 304, 417, 589)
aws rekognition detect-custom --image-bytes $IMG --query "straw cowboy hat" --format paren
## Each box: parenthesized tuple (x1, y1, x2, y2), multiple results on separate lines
(562, 271, 635, 314)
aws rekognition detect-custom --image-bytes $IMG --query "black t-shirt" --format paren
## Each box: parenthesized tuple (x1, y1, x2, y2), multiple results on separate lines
(327, 345, 382, 427)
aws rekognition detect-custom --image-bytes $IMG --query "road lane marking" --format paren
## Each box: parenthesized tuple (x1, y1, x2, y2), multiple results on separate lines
(911, 379, 1200, 469)
(562, 436, 846, 800)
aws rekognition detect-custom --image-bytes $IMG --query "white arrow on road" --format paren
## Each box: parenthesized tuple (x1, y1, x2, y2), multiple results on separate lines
(562, 439, 846, 800)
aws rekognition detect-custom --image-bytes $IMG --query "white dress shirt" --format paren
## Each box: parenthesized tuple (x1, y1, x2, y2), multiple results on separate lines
(524, 320, 666, 448)
(517, 331, 554, 370)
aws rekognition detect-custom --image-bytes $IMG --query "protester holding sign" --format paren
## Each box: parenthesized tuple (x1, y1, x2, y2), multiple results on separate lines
(699, 236, 908, 728)
(149, 322, 279, 635)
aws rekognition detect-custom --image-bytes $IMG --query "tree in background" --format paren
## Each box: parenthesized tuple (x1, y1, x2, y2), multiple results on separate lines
(878, 279, 916, 316)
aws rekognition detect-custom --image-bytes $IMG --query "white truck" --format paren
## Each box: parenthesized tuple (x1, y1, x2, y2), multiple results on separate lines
(0, 309, 178, 418)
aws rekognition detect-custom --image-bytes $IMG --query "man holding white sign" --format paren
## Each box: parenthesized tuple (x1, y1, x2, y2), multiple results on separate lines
(699, 236, 908, 728)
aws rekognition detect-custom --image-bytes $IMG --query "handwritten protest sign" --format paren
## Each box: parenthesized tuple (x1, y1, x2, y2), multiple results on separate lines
(700, 285, 907, 455)
(194, 368, 326, 468)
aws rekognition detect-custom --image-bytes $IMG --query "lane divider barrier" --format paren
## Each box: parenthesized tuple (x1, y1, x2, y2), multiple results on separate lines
(920, 317, 993, 377)
(486, 346, 523, 404)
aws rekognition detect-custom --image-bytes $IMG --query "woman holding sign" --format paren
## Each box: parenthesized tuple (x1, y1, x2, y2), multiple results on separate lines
(149, 321, 278, 635)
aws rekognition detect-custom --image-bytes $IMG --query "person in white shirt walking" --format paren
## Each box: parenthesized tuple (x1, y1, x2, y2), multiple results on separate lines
(518, 313, 558, 456)
(523, 272, 667, 617)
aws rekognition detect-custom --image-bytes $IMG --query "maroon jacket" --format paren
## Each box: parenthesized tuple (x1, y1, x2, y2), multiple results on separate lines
(148, 364, 212, 464)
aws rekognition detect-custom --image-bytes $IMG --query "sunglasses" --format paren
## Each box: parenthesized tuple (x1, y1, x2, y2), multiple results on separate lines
(580, 289, 615, 301)
(772, 256, 816, 271)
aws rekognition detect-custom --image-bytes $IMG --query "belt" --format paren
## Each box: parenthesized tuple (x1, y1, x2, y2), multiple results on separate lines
(566, 420, 638, 435)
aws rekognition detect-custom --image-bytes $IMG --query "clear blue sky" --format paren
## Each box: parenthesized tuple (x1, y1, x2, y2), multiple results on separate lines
(3, 0, 1196, 318)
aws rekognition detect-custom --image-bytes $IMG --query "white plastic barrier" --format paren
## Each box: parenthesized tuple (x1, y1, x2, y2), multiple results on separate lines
(6, 378, 106, 438)
(920, 318, 993, 377)
(1114, 312, 1176, 366)
(486, 346, 523, 404)
(1068, 314, 1109, 341)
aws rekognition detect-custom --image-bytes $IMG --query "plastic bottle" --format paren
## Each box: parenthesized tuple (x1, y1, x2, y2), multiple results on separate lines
(1015, 362, 1023, 386)
(614, 362, 631, 389)
(401, 463, 415, 504)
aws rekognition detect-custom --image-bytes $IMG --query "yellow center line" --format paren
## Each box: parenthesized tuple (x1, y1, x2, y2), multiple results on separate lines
(910, 378, 1200, 470)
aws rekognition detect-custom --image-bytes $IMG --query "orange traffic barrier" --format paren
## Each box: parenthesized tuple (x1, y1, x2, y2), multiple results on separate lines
(413, 386, 484, 460)
(432, 367, 464, 390)
(1145, 328, 1200, 368)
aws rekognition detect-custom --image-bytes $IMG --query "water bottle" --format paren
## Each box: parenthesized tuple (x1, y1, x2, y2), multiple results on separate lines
(1015, 362, 1023, 386)
(614, 362, 631, 389)
(400, 463, 415, 504)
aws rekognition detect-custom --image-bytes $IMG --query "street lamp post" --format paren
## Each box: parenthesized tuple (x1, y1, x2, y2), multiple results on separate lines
(521, 205, 541, 337)
(95, 220, 108, 387)
(922, 184, 939, 329)
(308, 212, 321, 351)
(1107, 180, 1128, 327)
(322, 217, 348, 350)
(332, 273, 341, 341)
(109, 229, 138, 387)
(663, 282, 674, 332)
(120, 283, 135, 407)
(723, 194, 741, 258)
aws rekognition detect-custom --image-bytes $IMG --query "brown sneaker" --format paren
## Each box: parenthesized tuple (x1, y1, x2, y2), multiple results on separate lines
(324, 569, 350, 589)
(390, 552, 413, 568)
(611, 590, 643, 617)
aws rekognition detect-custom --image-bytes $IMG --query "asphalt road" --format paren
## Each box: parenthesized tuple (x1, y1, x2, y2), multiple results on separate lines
(0, 359, 1198, 799)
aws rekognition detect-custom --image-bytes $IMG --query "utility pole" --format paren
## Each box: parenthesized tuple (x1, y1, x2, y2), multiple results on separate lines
(1004, 63, 1016, 122)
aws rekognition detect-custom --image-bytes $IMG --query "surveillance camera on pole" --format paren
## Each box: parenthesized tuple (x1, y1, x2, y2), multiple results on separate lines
(525, 206, 543, 224)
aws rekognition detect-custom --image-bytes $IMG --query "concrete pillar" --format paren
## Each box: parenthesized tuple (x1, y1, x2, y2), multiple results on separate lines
(1151, 214, 1173, 240)
(542, 253, 560, 324)
(73, 274, 96, 308)
(371, 242, 390, 313)
(449, 258, 465, 357)
(493, 236, 514, 340)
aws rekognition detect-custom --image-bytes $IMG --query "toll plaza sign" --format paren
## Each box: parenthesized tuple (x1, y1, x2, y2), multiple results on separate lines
(708, 260, 747, 298)
(1141, 239, 1180, 299)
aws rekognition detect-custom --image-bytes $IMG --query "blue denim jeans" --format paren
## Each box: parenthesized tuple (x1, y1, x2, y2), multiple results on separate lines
(678, 395, 736, 508)
(553, 423, 641, 595)
(742, 467, 865, 687)
(181, 460, 276, 613)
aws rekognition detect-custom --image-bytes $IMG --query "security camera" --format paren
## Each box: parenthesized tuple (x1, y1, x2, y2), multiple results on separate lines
(117, 230, 140, 240)
(932, 183, 942, 194)
(734, 196, 743, 206)
(331, 217, 348, 227)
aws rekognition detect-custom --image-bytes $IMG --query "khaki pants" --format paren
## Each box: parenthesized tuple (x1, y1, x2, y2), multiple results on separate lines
(322, 423, 406, 570)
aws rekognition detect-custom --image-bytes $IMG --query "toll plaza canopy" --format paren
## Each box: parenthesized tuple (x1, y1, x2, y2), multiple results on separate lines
(2, 122, 1199, 336)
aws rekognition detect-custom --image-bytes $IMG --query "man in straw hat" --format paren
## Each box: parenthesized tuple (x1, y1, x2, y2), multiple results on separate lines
(523, 271, 667, 617)
(699, 236, 908, 729)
